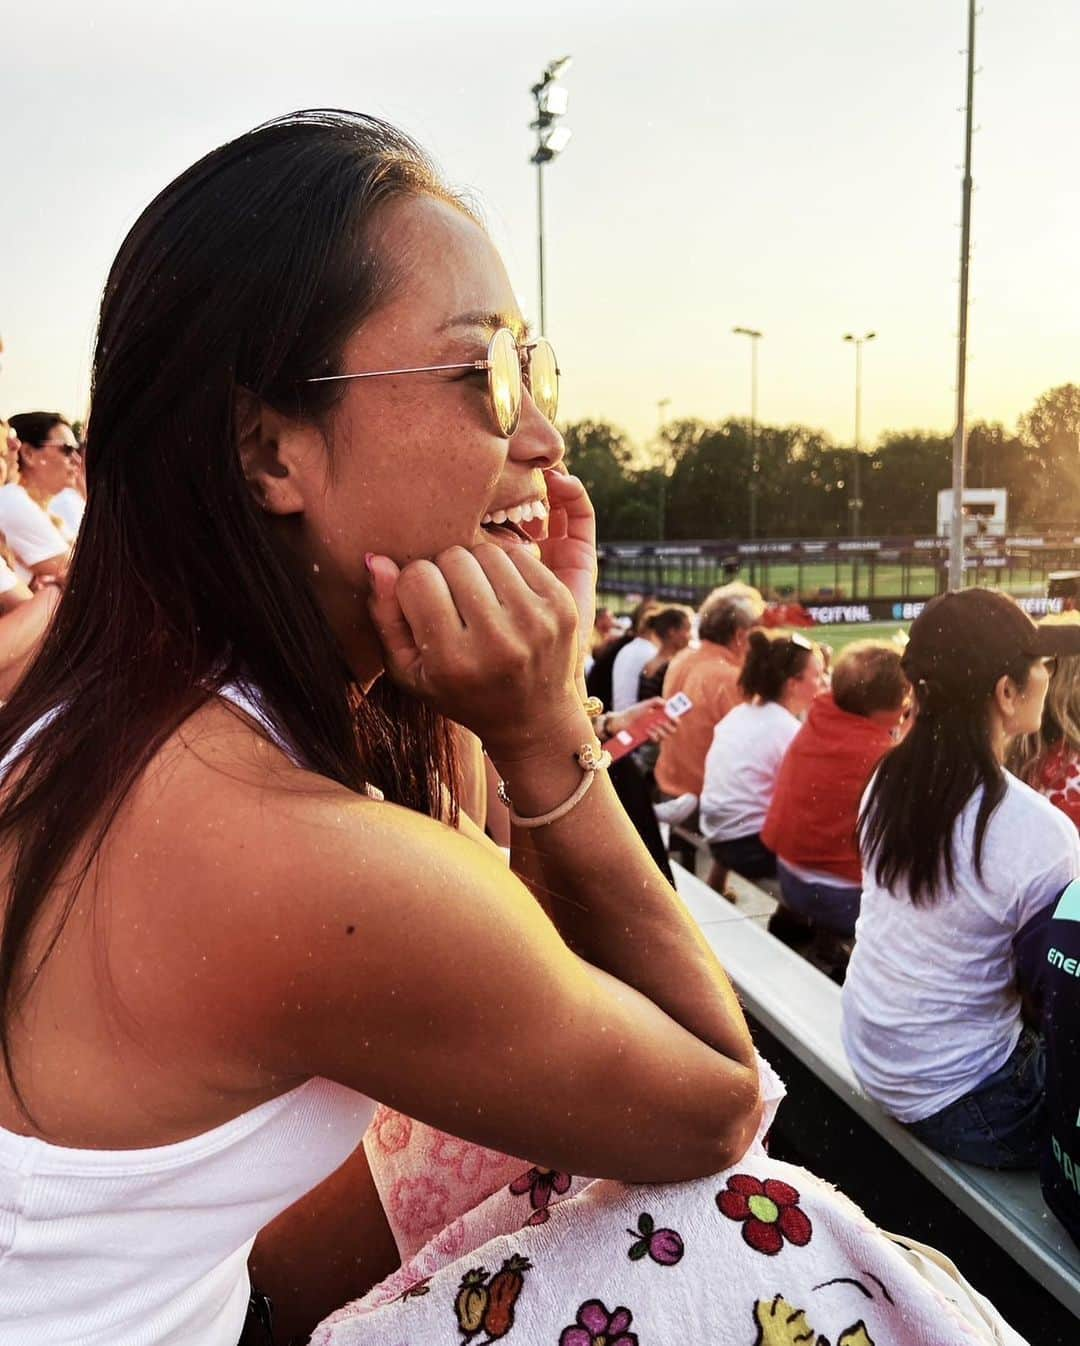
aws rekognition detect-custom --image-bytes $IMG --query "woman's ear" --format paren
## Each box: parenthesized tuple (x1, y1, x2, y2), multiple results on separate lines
(234, 389, 311, 517)
(993, 672, 1019, 724)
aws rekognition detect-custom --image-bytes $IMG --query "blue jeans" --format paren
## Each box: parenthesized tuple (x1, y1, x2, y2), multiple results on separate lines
(776, 860, 861, 937)
(907, 1028, 1047, 1169)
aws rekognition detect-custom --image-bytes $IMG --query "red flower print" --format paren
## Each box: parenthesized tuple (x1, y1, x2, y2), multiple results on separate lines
(508, 1166, 572, 1225)
(386, 1175, 450, 1239)
(716, 1174, 812, 1255)
(559, 1299, 638, 1346)
(370, 1106, 413, 1156)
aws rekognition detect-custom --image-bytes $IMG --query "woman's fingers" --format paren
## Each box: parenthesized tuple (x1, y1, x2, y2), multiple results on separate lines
(544, 470, 596, 548)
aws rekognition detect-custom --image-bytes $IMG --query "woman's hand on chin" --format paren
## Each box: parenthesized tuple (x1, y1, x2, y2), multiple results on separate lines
(365, 544, 586, 759)
(538, 469, 597, 679)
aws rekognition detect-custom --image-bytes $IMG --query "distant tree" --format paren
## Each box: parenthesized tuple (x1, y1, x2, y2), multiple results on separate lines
(1017, 384, 1080, 525)
(561, 420, 638, 539)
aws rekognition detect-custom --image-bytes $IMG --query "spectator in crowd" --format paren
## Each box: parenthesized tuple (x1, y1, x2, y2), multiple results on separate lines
(655, 589, 762, 799)
(636, 604, 693, 702)
(843, 589, 1080, 1167)
(589, 606, 620, 656)
(584, 595, 656, 711)
(610, 601, 660, 712)
(761, 640, 909, 967)
(1040, 877, 1080, 1250)
(1008, 612, 1080, 830)
(0, 413, 75, 583)
(700, 629, 827, 887)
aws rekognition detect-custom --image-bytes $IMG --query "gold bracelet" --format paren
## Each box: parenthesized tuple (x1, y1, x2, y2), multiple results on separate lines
(497, 743, 613, 829)
(582, 695, 604, 719)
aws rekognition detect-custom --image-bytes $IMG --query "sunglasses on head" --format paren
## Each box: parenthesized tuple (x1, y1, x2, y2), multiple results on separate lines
(303, 327, 559, 438)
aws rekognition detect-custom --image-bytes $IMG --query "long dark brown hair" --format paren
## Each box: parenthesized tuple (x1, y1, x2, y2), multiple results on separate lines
(0, 111, 464, 1099)
(859, 653, 1035, 906)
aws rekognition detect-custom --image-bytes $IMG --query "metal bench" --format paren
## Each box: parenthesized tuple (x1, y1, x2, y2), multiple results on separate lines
(671, 858, 1080, 1322)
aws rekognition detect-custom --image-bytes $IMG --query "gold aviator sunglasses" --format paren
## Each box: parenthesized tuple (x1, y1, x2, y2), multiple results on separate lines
(304, 327, 559, 439)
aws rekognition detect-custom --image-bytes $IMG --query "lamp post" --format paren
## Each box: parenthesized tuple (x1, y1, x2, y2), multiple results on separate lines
(529, 57, 572, 336)
(656, 397, 671, 541)
(733, 327, 763, 540)
(842, 331, 876, 538)
(949, 0, 977, 591)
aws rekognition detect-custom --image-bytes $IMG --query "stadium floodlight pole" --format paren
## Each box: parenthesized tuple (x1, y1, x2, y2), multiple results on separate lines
(843, 332, 876, 537)
(733, 327, 763, 540)
(656, 397, 672, 541)
(949, 0, 977, 591)
(529, 57, 572, 337)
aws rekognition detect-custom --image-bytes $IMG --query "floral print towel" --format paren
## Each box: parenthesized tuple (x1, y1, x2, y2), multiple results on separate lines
(311, 1056, 1022, 1345)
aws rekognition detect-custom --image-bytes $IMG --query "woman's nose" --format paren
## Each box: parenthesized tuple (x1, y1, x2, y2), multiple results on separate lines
(508, 392, 564, 472)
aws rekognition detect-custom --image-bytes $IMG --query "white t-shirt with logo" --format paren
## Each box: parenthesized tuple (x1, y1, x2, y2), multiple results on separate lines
(0, 484, 69, 583)
(842, 771, 1080, 1123)
(700, 700, 801, 843)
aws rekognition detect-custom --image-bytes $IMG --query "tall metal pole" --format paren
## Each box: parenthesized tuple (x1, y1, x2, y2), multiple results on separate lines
(733, 327, 763, 540)
(656, 397, 671, 541)
(536, 157, 547, 336)
(844, 331, 875, 537)
(949, 0, 977, 590)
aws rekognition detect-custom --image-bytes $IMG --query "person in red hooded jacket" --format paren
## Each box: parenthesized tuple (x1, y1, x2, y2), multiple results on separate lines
(762, 640, 909, 954)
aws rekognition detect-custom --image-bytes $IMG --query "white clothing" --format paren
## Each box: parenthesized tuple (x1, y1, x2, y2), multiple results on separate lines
(0, 1079, 374, 1346)
(0, 483, 69, 583)
(779, 857, 857, 889)
(49, 486, 85, 539)
(0, 559, 18, 597)
(0, 688, 377, 1345)
(610, 636, 656, 712)
(842, 771, 1080, 1124)
(699, 700, 800, 842)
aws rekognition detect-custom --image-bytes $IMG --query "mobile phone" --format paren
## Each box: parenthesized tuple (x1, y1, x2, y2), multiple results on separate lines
(606, 692, 694, 761)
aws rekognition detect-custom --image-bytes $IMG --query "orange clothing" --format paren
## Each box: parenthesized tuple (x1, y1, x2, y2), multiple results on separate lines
(655, 642, 743, 797)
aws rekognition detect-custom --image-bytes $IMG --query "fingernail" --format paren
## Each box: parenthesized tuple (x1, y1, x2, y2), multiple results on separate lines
(364, 552, 376, 574)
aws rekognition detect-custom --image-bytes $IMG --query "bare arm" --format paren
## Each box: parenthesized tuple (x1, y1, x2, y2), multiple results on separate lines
(0, 587, 59, 698)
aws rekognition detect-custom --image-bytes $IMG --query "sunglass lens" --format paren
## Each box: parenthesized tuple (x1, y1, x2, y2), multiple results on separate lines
(488, 328, 522, 437)
(528, 339, 559, 424)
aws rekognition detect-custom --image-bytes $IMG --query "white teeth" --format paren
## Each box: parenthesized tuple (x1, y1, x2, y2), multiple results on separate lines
(480, 498, 546, 527)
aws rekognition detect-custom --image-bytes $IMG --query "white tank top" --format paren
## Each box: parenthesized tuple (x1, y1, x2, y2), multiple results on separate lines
(0, 685, 378, 1344)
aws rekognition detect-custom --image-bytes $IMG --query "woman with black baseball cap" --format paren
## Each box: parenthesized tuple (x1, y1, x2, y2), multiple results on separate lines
(842, 588, 1080, 1167)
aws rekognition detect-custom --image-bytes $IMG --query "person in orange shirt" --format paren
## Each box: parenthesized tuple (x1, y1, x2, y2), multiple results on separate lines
(655, 589, 761, 798)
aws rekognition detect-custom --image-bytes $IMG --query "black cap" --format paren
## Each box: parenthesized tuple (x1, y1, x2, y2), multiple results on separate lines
(903, 589, 1080, 701)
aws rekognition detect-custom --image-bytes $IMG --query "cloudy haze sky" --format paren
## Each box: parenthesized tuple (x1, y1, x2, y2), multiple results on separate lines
(3, 0, 1078, 450)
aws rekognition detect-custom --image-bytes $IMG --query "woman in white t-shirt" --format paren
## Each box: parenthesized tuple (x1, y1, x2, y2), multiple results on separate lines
(1, 413, 76, 583)
(843, 588, 1080, 1168)
(700, 628, 826, 883)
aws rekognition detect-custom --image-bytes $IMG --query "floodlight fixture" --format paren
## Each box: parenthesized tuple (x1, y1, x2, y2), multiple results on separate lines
(529, 57, 573, 335)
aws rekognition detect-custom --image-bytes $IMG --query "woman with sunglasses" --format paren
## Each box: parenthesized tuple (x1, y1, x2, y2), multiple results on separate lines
(699, 629, 828, 891)
(844, 589, 1080, 1169)
(0, 114, 1020, 1346)
(1, 412, 76, 584)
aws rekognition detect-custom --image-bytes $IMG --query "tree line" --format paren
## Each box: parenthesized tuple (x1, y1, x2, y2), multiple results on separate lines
(563, 383, 1080, 542)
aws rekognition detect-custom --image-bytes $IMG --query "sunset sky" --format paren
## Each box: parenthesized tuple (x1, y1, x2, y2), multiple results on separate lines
(3, 0, 1078, 453)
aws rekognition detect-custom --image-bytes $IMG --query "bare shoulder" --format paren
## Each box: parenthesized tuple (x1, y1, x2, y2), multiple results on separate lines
(107, 697, 536, 1074)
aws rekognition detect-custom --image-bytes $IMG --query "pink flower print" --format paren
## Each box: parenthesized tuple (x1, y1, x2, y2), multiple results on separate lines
(626, 1211, 684, 1265)
(559, 1300, 638, 1346)
(370, 1106, 413, 1156)
(386, 1175, 450, 1239)
(716, 1173, 813, 1255)
(508, 1166, 572, 1225)
(429, 1131, 509, 1185)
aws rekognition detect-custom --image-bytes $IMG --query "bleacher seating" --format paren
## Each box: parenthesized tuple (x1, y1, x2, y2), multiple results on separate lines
(671, 858, 1080, 1321)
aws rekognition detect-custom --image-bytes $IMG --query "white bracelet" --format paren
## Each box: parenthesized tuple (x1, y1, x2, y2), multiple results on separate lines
(498, 743, 613, 830)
